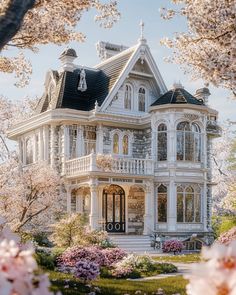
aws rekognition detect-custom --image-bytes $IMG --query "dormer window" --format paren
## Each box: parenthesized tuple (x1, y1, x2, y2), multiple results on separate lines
(138, 87, 146, 112)
(124, 84, 132, 109)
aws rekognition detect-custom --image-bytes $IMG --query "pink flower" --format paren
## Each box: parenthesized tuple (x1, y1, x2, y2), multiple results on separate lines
(186, 241, 236, 295)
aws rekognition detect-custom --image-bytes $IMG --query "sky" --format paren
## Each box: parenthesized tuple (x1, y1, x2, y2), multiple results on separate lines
(0, 0, 235, 124)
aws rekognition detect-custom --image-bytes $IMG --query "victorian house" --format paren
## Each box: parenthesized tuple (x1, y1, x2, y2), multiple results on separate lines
(8, 34, 221, 244)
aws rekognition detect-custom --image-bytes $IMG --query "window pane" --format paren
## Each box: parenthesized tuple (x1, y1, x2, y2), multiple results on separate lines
(185, 193, 194, 222)
(123, 135, 129, 155)
(185, 132, 194, 161)
(158, 131, 167, 161)
(194, 133, 201, 162)
(158, 189, 167, 222)
(138, 88, 145, 112)
(177, 132, 184, 160)
(124, 85, 132, 109)
(177, 193, 184, 222)
(195, 193, 201, 222)
(113, 134, 119, 154)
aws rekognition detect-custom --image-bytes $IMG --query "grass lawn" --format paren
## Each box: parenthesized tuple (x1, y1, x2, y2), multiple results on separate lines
(48, 270, 188, 295)
(152, 253, 200, 263)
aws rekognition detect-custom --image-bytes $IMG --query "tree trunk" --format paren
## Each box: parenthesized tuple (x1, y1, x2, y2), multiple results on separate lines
(0, 0, 36, 51)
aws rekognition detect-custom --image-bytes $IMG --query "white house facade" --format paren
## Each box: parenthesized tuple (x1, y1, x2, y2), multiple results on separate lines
(8, 36, 221, 245)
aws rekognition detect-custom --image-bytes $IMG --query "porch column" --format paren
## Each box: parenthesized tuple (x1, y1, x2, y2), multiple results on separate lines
(66, 187, 71, 213)
(96, 124, 103, 154)
(168, 180, 176, 231)
(43, 125, 49, 163)
(39, 128, 44, 161)
(50, 125, 57, 168)
(143, 181, 154, 235)
(89, 183, 99, 230)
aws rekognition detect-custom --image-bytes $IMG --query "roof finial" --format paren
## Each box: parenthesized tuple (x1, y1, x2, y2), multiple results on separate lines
(139, 20, 146, 43)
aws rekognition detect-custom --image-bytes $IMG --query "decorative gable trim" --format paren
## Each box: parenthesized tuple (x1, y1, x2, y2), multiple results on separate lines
(100, 43, 167, 112)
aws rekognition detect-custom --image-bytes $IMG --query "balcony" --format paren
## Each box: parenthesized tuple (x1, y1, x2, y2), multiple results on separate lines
(65, 153, 154, 178)
(206, 120, 221, 137)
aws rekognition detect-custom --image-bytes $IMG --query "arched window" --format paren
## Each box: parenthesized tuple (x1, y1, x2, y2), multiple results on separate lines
(123, 135, 129, 155)
(177, 185, 201, 223)
(157, 184, 167, 222)
(124, 84, 132, 109)
(157, 123, 167, 161)
(176, 121, 201, 162)
(26, 138, 33, 165)
(113, 134, 119, 154)
(138, 87, 146, 112)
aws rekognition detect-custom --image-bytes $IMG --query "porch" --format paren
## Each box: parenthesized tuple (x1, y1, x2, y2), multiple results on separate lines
(66, 183, 154, 235)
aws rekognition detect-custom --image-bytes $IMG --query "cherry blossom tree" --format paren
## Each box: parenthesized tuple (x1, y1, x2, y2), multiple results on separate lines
(0, 158, 63, 232)
(0, 217, 60, 295)
(0, 0, 120, 86)
(212, 129, 236, 215)
(160, 0, 236, 95)
(0, 95, 38, 160)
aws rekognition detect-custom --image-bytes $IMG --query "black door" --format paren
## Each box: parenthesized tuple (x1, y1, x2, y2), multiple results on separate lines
(103, 185, 125, 233)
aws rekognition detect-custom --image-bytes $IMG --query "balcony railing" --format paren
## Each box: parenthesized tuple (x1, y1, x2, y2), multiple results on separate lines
(65, 153, 154, 177)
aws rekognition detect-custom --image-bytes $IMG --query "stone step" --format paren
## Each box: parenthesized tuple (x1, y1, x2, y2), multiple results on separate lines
(109, 235, 156, 254)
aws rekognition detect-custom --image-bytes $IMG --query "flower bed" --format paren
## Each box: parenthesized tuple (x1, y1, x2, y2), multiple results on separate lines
(162, 240, 184, 254)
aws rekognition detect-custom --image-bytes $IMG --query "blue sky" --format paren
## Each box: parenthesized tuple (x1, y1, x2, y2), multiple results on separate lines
(0, 0, 235, 123)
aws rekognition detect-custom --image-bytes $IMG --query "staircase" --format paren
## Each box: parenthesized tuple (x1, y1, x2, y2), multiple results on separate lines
(109, 235, 158, 254)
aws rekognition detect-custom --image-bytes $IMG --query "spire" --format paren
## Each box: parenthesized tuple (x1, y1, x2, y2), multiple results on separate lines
(138, 20, 147, 44)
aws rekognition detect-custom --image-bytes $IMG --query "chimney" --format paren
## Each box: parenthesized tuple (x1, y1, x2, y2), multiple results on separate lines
(195, 86, 211, 105)
(59, 48, 77, 72)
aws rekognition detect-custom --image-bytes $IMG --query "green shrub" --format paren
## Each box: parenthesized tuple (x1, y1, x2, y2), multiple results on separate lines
(33, 231, 53, 247)
(212, 215, 236, 238)
(35, 250, 56, 270)
(154, 263, 178, 274)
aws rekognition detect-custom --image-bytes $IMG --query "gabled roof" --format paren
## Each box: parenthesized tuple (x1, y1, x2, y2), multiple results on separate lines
(37, 41, 168, 113)
(95, 46, 136, 92)
(98, 41, 168, 111)
(151, 88, 204, 106)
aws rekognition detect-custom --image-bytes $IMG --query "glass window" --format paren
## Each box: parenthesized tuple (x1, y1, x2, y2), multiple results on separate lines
(123, 135, 129, 155)
(157, 124, 167, 161)
(138, 87, 146, 112)
(176, 185, 201, 223)
(124, 84, 132, 109)
(176, 122, 201, 162)
(157, 184, 167, 222)
(113, 134, 119, 154)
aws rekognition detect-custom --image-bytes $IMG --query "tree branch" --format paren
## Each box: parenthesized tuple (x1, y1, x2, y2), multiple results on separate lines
(0, 0, 36, 51)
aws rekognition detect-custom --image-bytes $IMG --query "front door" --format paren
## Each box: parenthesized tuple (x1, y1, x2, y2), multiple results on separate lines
(102, 185, 125, 233)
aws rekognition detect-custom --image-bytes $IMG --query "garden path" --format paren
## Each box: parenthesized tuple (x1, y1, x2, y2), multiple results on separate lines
(127, 263, 193, 281)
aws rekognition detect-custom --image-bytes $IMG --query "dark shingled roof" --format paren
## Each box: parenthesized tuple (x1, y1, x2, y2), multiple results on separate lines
(37, 67, 110, 113)
(37, 47, 135, 113)
(151, 88, 204, 106)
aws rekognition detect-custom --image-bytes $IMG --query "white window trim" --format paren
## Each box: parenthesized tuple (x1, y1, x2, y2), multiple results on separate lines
(111, 129, 133, 156)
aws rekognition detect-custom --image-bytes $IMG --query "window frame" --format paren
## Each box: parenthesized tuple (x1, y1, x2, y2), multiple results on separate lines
(176, 121, 202, 162)
(157, 184, 168, 223)
(138, 87, 146, 112)
(176, 185, 202, 223)
(124, 83, 133, 110)
(157, 123, 168, 161)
